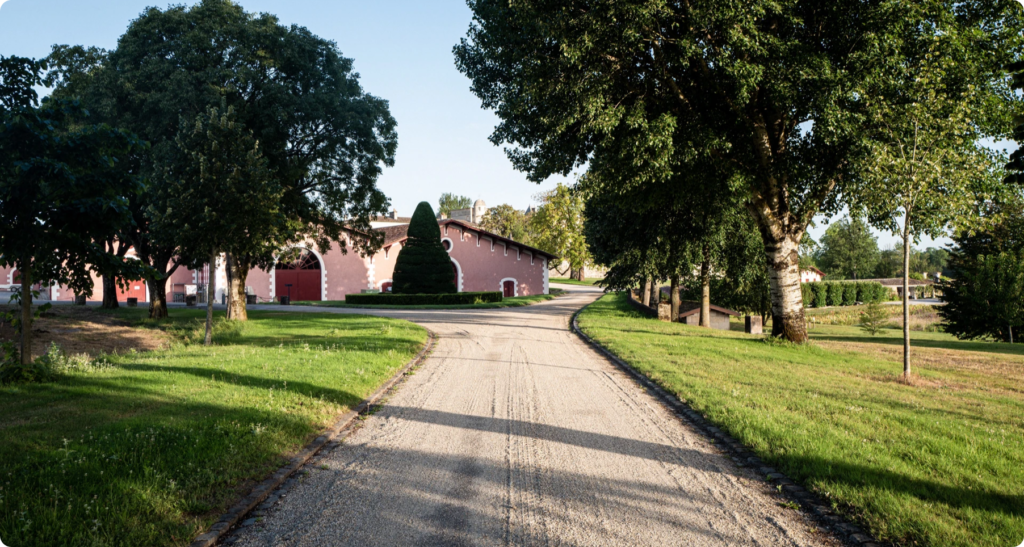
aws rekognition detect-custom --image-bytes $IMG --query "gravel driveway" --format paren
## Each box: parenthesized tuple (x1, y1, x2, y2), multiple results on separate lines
(228, 285, 836, 546)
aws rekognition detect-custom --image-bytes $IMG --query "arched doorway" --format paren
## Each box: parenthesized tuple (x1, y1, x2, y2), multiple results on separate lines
(276, 249, 322, 302)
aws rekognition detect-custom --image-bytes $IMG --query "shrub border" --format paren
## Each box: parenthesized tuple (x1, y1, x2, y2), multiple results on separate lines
(570, 299, 883, 547)
(188, 328, 436, 547)
(344, 291, 502, 306)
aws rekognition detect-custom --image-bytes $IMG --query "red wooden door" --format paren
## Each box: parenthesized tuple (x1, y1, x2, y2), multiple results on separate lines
(297, 270, 320, 301)
(274, 251, 322, 302)
(381, 281, 393, 293)
(502, 280, 515, 297)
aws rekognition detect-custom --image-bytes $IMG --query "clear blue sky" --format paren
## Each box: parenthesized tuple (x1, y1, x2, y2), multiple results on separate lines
(0, 0, 954, 250)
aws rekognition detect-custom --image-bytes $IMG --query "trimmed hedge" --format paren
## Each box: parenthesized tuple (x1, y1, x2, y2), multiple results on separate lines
(345, 291, 503, 306)
(802, 281, 890, 308)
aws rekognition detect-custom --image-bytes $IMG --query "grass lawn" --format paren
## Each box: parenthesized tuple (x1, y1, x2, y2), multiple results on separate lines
(0, 307, 427, 547)
(292, 289, 563, 309)
(578, 292, 1024, 547)
(550, 276, 603, 286)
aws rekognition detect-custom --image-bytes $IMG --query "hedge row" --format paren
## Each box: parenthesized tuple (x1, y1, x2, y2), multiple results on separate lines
(344, 291, 503, 306)
(801, 281, 891, 308)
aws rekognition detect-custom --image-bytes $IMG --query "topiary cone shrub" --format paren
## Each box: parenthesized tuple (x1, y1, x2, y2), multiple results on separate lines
(392, 202, 458, 294)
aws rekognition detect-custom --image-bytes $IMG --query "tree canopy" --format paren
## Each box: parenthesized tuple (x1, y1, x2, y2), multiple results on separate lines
(529, 184, 590, 280)
(455, 0, 1023, 342)
(47, 0, 398, 318)
(438, 193, 472, 218)
(480, 204, 532, 243)
(814, 217, 880, 280)
(0, 56, 145, 363)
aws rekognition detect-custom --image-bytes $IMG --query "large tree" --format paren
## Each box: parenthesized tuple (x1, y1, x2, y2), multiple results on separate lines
(438, 193, 472, 218)
(48, 0, 397, 320)
(158, 103, 284, 341)
(480, 204, 532, 243)
(814, 217, 880, 280)
(0, 56, 144, 363)
(530, 183, 590, 281)
(455, 0, 1022, 342)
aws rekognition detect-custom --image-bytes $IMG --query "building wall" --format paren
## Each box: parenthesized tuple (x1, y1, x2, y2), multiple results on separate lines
(443, 223, 548, 296)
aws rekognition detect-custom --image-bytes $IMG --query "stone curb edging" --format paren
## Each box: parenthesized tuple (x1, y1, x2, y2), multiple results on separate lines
(188, 329, 437, 547)
(569, 304, 885, 547)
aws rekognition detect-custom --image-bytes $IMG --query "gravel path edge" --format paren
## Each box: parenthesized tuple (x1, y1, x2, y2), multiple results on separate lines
(188, 328, 437, 547)
(569, 302, 884, 547)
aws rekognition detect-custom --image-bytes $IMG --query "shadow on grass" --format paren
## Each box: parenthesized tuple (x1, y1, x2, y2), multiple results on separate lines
(781, 454, 1024, 519)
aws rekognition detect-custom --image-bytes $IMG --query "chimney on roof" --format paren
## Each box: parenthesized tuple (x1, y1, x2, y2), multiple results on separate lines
(389, 209, 398, 219)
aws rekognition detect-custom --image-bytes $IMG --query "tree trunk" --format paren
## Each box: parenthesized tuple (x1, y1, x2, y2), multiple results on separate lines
(101, 239, 128, 310)
(19, 262, 32, 364)
(641, 278, 652, 307)
(670, 275, 680, 322)
(570, 267, 584, 281)
(763, 232, 808, 342)
(699, 246, 711, 328)
(225, 253, 249, 321)
(205, 250, 216, 346)
(101, 275, 119, 309)
(147, 277, 169, 320)
(1009, 325, 1014, 344)
(650, 280, 659, 306)
(902, 210, 911, 381)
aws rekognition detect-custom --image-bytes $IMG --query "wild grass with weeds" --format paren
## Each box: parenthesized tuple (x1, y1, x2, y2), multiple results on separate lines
(0, 309, 427, 547)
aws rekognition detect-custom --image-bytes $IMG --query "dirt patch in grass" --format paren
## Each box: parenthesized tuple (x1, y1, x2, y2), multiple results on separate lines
(0, 304, 169, 358)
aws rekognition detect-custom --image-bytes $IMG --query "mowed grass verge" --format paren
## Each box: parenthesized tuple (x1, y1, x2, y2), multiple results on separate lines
(577, 292, 1024, 547)
(550, 277, 603, 286)
(0, 308, 427, 547)
(292, 290, 562, 309)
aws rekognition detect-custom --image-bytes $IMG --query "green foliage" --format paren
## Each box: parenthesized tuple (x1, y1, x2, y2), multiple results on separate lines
(44, 0, 399, 318)
(804, 281, 888, 308)
(842, 283, 858, 306)
(480, 203, 533, 243)
(827, 283, 844, 307)
(580, 293, 1024, 547)
(1006, 59, 1024, 186)
(159, 103, 285, 269)
(801, 283, 815, 307)
(1, 55, 146, 355)
(858, 301, 889, 336)
(345, 292, 502, 306)
(392, 202, 457, 294)
(814, 217, 880, 280)
(438, 193, 472, 217)
(456, 0, 1023, 342)
(529, 183, 589, 273)
(0, 309, 426, 546)
(813, 283, 829, 308)
(941, 225, 1024, 342)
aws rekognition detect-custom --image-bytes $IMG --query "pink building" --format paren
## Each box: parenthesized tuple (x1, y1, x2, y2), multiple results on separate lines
(254, 219, 555, 302)
(0, 220, 556, 304)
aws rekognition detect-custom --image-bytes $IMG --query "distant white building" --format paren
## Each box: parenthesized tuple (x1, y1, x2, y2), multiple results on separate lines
(450, 199, 488, 224)
(800, 267, 825, 283)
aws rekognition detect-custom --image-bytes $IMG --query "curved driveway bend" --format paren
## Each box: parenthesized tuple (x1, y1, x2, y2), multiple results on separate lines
(233, 285, 834, 547)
